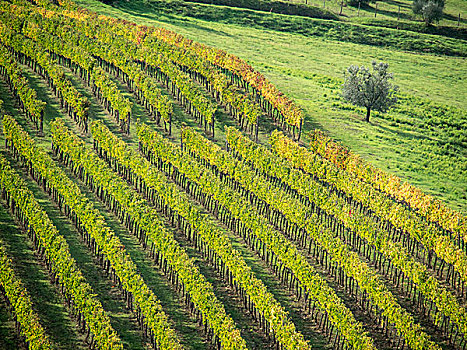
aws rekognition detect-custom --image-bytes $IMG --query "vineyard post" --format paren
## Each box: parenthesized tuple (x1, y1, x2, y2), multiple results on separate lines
(169, 114, 172, 136)
(127, 113, 130, 134)
(374, 2, 378, 17)
(40, 111, 43, 134)
(340, 0, 344, 15)
(298, 118, 303, 141)
(211, 115, 215, 139)
(458, 13, 461, 26)
(358, 1, 360, 16)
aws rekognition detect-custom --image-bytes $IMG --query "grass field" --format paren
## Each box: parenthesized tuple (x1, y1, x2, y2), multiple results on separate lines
(76, 0, 466, 213)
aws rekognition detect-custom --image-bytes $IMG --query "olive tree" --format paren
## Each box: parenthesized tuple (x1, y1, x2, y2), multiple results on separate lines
(413, 0, 445, 25)
(342, 61, 398, 122)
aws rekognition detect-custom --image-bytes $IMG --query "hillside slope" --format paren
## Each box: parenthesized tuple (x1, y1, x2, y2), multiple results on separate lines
(78, 0, 466, 212)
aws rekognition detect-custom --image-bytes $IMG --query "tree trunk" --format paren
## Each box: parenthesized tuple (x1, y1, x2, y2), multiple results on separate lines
(365, 107, 371, 122)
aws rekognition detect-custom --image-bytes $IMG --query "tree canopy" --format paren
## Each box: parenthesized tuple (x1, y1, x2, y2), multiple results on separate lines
(413, 0, 445, 25)
(342, 61, 398, 122)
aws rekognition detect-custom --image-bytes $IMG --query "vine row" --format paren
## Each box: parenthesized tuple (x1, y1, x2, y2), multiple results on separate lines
(136, 122, 377, 350)
(0, 238, 54, 350)
(0, 150, 122, 350)
(0, 43, 45, 132)
(51, 118, 248, 350)
(91, 120, 311, 350)
(268, 131, 467, 286)
(308, 129, 466, 237)
(182, 126, 465, 349)
(0, 23, 89, 132)
(2, 114, 183, 350)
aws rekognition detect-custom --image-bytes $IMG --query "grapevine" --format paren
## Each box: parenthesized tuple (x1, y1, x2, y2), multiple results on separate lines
(51, 118, 248, 350)
(0, 151, 123, 350)
(2, 114, 184, 350)
(137, 122, 376, 350)
(91, 120, 311, 350)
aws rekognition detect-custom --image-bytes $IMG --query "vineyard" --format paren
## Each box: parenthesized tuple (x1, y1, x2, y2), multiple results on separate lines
(0, 0, 465, 350)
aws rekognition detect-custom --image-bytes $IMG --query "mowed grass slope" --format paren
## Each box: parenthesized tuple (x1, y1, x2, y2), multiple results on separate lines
(289, 0, 467, 27)
(76, 0, 466, 213)
(181, 0, 467, 41)
(184, 0, 467, 28)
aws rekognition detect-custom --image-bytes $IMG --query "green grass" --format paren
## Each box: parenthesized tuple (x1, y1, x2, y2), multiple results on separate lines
(0, 296, 24, 350)
(106, 0, 466, 56)
(183, 0, 339, 20)
(75, 0, 466, 213)
(289, 0, 467, 27)
(0, 208, 33, 350)
(185, 0, 467, 34)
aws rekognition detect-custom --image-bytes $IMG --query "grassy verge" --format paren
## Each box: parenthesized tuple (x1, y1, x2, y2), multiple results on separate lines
(304, 0, 467, 28)
(184, 0, 338, 20)
(287, 0, 467, 28)
(350, 17, 467, 40)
